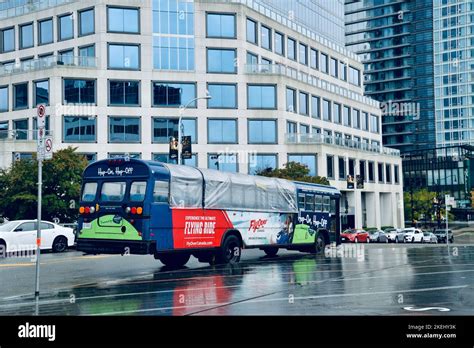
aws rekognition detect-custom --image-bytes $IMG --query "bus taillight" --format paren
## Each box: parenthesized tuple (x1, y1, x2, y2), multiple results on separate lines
(137, 207, 143, 215)
(131, 207, 137, 214)
(79, 207, 85, 214)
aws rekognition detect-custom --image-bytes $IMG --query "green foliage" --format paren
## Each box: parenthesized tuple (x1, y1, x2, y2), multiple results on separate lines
(255, 161, 330, 185)
(0, 147, 88, 222)
(404, 189, 437, 221)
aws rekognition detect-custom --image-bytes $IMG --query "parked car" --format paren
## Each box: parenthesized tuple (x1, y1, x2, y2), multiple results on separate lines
(422, 232, 438, 244)
(384, 228, 406, 243)
(369, 230, 388, 243)
(433, 228, 454, 243)
(0, 220, 74, 257)
(403, 228, 424, 243)
(341, 229, 370, 243)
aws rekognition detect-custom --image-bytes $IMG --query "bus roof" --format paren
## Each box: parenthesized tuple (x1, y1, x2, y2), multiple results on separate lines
(294, 181, 340, 196)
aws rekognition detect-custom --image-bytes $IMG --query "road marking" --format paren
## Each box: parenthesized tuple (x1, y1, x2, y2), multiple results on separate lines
(403, 306, 450, 312)
(0, 255, 113, 268)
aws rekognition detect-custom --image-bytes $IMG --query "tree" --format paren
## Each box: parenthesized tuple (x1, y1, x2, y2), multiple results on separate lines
(404, 189, 436, 223)
(255, 161, 330, 185)
(0, 147, 88, 222)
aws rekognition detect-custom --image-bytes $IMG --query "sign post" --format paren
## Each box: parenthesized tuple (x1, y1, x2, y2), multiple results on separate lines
(445, 194, 454, 246)
(34, 104, 46, 312)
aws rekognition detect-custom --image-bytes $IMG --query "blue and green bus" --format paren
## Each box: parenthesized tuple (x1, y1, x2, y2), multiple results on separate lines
(76, 158, 341, 267)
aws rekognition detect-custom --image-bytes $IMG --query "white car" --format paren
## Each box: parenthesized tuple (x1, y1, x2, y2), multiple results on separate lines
(0, 220, 74, 256)
(384, 228, 405, 243)
(422, 232, 438, 244)
(403, 228, 424, 243)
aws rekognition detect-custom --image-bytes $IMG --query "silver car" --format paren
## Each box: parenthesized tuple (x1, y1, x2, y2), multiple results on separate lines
(422, 232, 438, 244)
(383, 228, 405, 243)
(369, 230, 388, 243)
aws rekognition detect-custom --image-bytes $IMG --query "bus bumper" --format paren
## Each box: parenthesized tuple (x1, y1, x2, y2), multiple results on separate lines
(76, 238, 155, 255)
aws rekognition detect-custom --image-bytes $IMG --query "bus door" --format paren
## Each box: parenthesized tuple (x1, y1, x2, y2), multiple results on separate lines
(149, 178, 174, 250)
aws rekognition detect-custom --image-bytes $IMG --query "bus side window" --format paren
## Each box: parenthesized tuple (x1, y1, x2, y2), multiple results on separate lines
(305, 194, 315, 211)
(315, 195, 323, 212)
(322, 196, 330, 212)
(153, 181, 169, 203)
(298, 193, 305, 210)
(330, 198, 337, 214)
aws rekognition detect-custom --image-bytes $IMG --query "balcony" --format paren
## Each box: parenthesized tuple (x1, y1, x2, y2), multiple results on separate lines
(245, 64, 379, 108)
(0, 55, 97, 77)
(0, 0, 75, 20)
(285, 133, 400, 157)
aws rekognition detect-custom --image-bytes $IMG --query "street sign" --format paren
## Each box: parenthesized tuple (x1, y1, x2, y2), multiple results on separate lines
(44, 136, 53, 160)
(37, 104, 46, 128)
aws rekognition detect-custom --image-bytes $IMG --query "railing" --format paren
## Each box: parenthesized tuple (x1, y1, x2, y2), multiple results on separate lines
(285, 133, 401, 157)
(0, 130, 52, 142)
(245, 64, 379, 108)
(0, 55, 97, 76)
(0, 0, 75, 20)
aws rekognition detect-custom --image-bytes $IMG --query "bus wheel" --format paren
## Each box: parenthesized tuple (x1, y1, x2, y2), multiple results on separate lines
(263, 247, 279, 257)
(216, 235, 241, 264)
(155, 252, 190, 268)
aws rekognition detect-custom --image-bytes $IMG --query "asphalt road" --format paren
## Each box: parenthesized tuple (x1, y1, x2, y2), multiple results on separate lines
(0, 235, 473, 316)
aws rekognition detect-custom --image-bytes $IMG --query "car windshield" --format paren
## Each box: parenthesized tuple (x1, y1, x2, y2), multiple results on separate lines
(344, 230, 356, 234)
(423, 232, 430, 236)
(0, 221, 19, 232)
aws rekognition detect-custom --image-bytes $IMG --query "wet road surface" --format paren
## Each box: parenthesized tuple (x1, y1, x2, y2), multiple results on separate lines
(0, 240, 473, 315)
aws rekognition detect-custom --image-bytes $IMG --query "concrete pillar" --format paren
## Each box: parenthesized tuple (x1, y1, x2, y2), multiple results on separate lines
(391, 192, 399, 228)
(365, 192, 376, 228)
(354, 189, 363, 229)
(374, 192, 381, 229)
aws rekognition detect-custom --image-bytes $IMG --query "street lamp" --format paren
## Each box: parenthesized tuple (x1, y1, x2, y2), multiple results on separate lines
(177, 95, 212, 165)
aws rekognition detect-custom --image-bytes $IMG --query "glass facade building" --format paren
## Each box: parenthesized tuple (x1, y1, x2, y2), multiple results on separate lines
(345, 0, 435, 153)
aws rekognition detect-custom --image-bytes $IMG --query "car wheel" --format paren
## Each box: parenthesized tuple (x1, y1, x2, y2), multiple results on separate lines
(215, 235, 241, 264)
(156, 252, 190, 268)
(263, 247, 279, 257)
(377, 237, 380, 243)
(385, 238, 389, 243)
(0, 240, 6, 258)
(395, 237, 399, 243)
(52, 236, 68, 253)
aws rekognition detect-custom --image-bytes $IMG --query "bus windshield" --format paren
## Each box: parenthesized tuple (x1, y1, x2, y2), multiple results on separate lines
(100, 182, 127, 202)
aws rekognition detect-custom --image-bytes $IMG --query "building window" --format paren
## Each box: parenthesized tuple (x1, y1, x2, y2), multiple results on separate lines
(299, 91, 309, 116)
(79, 8, 94, 36)
(320, 53, 328, 74)
(333, 103, 341, 124)
(248, 119, 276, 144)
(359, 160, 366, 181)
(247, 51, 258, 65)
(208, 154, 237, 172)
(58, 13, 73, 41)
(339, 61, 347, 80)
(246, 18, 257, 44)
(261, 25, 271, 50)
(377, 163, 384, 183)
(0, 121, 8, 138)
(326, 155, 334, 179)
(300, 124, 309, 134)
(370, 114, 379, 133)
(343, 106, 351, 127)
(152, 82, 196, 107)
(154, 153, 196, 166)
(249, 154, 277, 174)
(108, 44, 140, 70)
(206, 12, 235, 38)
(261, 57, 271, 65)
(64, 79, 95, 104)
(208, 119, 237, 143)
(109, 117, 140, 143)
(311, 95, 320, 119)
(0, 86, 8, 112)
(1, 27, 15, 52)
(79, 153, 97, 164)
(287, 37, 296, 61)
(207, 48, 236, 73)
(368, 161, 374, 182)
(109, 81, 139, 106)
(287, 121, 297, 134)
(330, 57, 338, 77)
(152, 118, 196, 144)
(34, 80, 49, 106)
(310, 48, 318, 69)
(361, 112, 369, 131)
(349, 66, 360, 86)
(38, 19, 53, 45)
(13, 119, 28, 140)
(394, 165, 399, 184)
(352, 109, 360, 129)
(385, 164, 392, 183)
(14, 83, 28, 110)
(286, 87, 296, 113)
(247, 84, 276, 109)
(275, 31, 284, 56)
(108, 7, 139, 33)
(288, 155, 316, 176)
(338, 157, 346, 180)
(299, 43, 307, 65)
(19, 23, 33, 49)
(79, 44, 95, 66)
(63, 116, 96, 142)
(323, 99, 331, 121)
(58, 48, 74, 65)
(207, 84, 237, 108)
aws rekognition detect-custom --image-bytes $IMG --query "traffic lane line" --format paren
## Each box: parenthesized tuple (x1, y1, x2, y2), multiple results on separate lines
(0, 255, 114, 268)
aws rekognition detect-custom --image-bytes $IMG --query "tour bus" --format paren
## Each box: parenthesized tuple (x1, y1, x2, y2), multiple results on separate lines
(76, 158, 341, 267)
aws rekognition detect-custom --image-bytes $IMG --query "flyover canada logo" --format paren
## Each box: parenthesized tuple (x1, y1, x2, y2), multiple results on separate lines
(248, 219, 267, 233)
